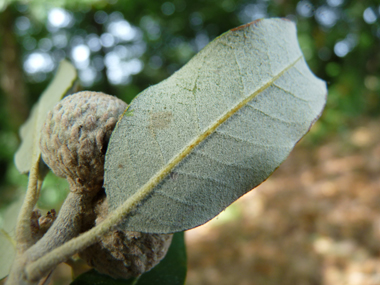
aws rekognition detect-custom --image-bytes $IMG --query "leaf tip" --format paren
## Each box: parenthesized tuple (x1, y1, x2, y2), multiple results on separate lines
(231, 19, 263, 32)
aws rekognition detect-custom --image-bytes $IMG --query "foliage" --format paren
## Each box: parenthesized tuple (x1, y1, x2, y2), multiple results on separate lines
(104, 18, 326, 233)
(0, 192, 23, 280)
(0, 0, 378, 283)
(0, 0, 379, 203)
(14, 60, 77, 174)
(1, 16, 325, 284)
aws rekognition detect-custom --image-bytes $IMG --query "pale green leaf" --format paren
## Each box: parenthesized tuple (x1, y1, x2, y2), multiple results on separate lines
(104, 18, 327, 233)
(14, 60, 77, 174)
(0, 193, 25, 279)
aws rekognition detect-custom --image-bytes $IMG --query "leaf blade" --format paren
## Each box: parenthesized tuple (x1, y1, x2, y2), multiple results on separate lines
(104, 18, 327, 233)
(14, 60, 77, 174)
(0, 193, 25, 279)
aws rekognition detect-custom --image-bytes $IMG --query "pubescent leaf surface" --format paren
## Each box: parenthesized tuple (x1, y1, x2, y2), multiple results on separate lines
(14, 60, 77, 174)
(104, 18, 327, 233)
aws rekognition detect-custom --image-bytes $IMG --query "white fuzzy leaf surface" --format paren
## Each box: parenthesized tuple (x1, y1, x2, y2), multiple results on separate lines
(104, 18, 327, 233)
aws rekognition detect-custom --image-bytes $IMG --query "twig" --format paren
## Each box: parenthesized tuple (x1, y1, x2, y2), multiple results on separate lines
(16, 157, 42, 252)
(6, 191, 91, 284)
(24, 190, 144, 282)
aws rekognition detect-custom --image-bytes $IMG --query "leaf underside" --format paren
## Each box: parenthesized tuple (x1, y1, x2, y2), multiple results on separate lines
(14, 60, 77, 174)
(104, 18, 327, 234)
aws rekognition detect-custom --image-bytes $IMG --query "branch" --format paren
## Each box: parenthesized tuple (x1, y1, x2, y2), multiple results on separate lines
(15, 157, 42, 252)
(7, 191, 92, 284)
(25, 189, 145, 282)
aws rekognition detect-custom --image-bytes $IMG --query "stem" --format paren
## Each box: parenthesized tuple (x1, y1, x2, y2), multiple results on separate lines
(25, 190, 144, 282)
(16, 157, 42, 252)
(26, 192, 89, 262)
(6, 191, 91, 284)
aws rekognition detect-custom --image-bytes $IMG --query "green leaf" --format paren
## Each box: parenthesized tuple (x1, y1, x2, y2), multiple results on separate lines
(0, 193, 25, 279)
(104, 18, 327, 233)
(14, 60, 77, 174)
(70, 270, 136, 285)
(136, 232, 187, 285)
(71, 232, 187, 285)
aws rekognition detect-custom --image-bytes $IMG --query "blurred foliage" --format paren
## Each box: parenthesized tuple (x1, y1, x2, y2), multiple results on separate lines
(0, 0, 379, 214)
(0, 0, 379, 283)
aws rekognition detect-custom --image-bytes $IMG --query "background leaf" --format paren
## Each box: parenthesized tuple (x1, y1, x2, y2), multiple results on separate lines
(71, 270, 136, 285)
(104, 18, 327, 234)
(14, 60, 77, 174)
(136, 231, 187, 285)
(0, 193, 24, 279)
(71, 232, 186, 285)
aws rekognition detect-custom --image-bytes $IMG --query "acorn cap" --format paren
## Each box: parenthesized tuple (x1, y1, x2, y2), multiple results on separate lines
(79, 197, 173, 279)
(40, 91, 127, 193)
(80, 230, 173, 279)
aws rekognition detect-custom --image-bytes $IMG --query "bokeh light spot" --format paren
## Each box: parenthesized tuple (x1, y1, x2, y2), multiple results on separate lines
(71, 44, 90, 64)
(94, 10, 108, 24)
(86, 34, 102, 52)
(327, 0, 344, 7)
(162, 2, 175, 16)
(24, 52, 54, 74)
(48, 8, 72, 28)
(296, 1, 314, 18)
(315, 6, 338, 27)
(334, 40, 349, 57)
(100, 33, 115, 48)
(363, 7, 377, 24)
(108, 20, 136, 41)
(15, 16, 31, 31)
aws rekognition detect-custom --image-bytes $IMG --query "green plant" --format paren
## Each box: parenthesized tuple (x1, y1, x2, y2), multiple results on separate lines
(1, 18, 326, 284)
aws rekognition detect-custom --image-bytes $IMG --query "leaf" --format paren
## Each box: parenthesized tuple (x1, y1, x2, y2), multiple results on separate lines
(71, 232, 187, 285)
(71, 270, 136, 285)
(104, 18, 327, 233)
(14, 60, 77, 174)
(136, 231, 187, 285)
(0, 193, 25, 279)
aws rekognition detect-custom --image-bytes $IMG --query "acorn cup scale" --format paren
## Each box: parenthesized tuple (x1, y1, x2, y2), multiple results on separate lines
(34, 91, 173, 280)
(40, 91, 128, 194)
(79, 197, 173, 279)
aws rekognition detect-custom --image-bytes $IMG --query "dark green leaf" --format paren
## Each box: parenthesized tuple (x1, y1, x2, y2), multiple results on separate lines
(70, 270, 136, 285)
(136, 231, 187, 285)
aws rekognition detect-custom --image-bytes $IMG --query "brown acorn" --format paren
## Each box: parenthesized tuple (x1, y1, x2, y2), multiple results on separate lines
(40, 91, 127, 195)
(79, 197, 173, 279)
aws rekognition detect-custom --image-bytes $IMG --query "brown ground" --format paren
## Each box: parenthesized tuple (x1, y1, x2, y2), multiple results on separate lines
(186, 119, 380, 285)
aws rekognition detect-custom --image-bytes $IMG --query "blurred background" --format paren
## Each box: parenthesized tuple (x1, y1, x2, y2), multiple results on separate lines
(0, 0, 379, 284)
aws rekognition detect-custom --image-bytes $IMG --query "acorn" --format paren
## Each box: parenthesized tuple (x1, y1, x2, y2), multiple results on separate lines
(79, 196, 173, 279)
(27, 91, 128, 277)
(38, 91, 172, 280)
(40, 91, 128, 195)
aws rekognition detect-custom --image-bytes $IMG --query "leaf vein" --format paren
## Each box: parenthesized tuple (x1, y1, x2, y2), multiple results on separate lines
(193, 150, 254, 171)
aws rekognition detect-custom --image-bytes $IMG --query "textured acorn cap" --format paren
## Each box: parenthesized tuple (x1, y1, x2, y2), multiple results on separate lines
(79, 198, 173, 279)
(40, 91, 127, 193)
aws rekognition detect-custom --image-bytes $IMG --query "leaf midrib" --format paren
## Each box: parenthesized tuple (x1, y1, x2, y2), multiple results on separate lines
(111, 55, 303, 218)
